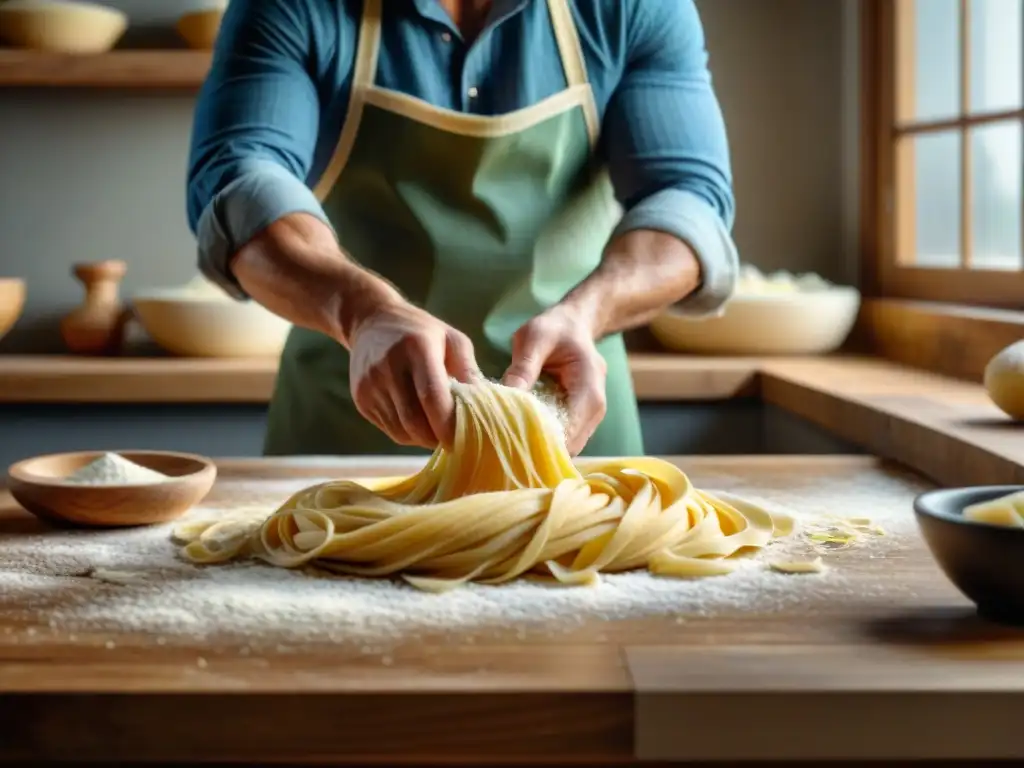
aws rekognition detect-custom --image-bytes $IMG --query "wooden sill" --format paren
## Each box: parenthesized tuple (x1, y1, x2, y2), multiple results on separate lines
(0, 50, 211, 88)
(855, 298, 1024, 383)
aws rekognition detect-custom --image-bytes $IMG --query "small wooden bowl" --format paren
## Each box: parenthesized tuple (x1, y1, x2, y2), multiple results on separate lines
(0, 0, 128, 54)
(175, 8, 225, 50)
(7, 450, 217, 528)
(0, 278, 26, 342)
(914, 485, 1024, 625)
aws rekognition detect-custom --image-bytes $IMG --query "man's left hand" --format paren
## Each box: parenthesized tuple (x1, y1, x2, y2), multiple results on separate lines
(502, 305, 606, 456)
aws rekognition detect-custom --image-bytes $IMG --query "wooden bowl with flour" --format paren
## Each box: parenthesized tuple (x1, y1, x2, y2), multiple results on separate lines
(6, 450, 216, 528)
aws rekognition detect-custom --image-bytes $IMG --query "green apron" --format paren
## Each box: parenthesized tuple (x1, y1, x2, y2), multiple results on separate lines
(264, 0, 643, 457)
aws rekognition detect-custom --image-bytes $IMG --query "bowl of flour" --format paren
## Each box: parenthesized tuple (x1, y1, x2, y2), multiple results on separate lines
(132, 275, 291, 358)
(6, 450, 216, 527)
(650, 265, 861, 355)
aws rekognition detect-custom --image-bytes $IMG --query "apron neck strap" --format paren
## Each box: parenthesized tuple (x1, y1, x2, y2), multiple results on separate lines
(546, 0, 590, 89)
(353, 0, 384, 92)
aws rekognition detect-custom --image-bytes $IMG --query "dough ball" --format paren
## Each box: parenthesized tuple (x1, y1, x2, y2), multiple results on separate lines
(984, 341, 1024, 420)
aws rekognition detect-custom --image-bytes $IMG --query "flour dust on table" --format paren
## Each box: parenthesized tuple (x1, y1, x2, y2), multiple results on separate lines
(0, 466, 922, 649)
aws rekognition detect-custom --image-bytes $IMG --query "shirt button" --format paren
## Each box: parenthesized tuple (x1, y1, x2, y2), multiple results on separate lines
(468, 86, 479, 99)
(440, 32, 452, 43)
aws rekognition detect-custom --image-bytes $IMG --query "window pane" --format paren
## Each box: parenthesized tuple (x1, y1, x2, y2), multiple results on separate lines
(912, 131, 962, 268)
(970, 0, 1023, 113)
(971, 121, 1023, 270)
(912, 0, 961, 121)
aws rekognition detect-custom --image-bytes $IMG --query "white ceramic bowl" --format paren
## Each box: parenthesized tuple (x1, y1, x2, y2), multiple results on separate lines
(132, 290, 292, 358)
(0, 0, 128, 53)
(650, 286, 861, 356)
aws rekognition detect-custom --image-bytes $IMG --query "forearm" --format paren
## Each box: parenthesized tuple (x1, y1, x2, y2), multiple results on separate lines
(559, 228, 702, 339)
(231, 213, 403, 347)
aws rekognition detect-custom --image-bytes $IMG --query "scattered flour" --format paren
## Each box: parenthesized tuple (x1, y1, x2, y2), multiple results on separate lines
(0, 466, 928, 649)
(63, 453, 169, 486)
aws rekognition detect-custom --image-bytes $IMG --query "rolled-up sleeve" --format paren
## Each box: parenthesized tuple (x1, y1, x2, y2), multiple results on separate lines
(186, 0, 329, 300)
(604, 0, 739, 317)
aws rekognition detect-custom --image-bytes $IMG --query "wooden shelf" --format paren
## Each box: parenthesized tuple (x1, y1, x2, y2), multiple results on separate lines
(0, 50, 211, 88)
(0, 353, 762, 404)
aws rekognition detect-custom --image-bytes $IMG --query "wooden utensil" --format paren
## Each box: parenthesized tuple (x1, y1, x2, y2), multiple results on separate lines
(914, 484, 1024, 625)
(175, 7, 225, 49)
(6, 450, 217, 527)
(0, 277, 26, 342)
(60, 259, 128, 355)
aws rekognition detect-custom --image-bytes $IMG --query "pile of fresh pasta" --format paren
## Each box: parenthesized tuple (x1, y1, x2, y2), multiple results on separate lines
(174, 380, 795, 592)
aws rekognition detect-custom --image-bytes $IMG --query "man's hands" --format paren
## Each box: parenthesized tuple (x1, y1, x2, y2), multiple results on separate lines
(349, 301, 479, 449)
(500, 230, 705, 455)
(502, 305, 607, 456)
(231, 216, 700, 456)
(351, 299, 608, 456)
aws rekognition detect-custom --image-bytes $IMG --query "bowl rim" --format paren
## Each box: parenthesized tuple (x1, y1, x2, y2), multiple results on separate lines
(7, 449, 216, 488)
(0, 0, 129, 17)
(177, 6, 228, 21)
(132, 290, 234, 304)
(913, 485, 1024, 532)
(728, 284, 861, 300)
(658, 285, 861, 317)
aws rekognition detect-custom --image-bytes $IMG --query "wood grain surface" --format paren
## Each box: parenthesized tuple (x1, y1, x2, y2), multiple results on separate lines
(758, 358, 1024, 487)
(0, 50, 211, 88)
(4, 454, 1018, 764)
(855, 298, 1024, 383)
(0, 353, 766, 403)
(0, 355, 279, 404)
(633, 646, 1024, 761)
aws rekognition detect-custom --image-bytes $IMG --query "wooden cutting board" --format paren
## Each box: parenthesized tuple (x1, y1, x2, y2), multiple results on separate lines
(1, 455, 1019, 764)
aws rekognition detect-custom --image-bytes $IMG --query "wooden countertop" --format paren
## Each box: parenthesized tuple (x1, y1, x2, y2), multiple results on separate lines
(4, 455, 1024, 764)
(2, 353, 1021, 488)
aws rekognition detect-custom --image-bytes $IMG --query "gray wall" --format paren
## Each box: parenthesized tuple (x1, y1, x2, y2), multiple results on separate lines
(0, 0, 852, 353)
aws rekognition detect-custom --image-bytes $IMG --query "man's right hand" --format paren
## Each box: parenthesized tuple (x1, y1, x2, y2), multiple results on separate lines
(348, 301, 480, 449)
(228, 215, 480, 450)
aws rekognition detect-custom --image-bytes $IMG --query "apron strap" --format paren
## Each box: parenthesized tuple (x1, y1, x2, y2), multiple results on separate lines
(546, 0, 601, 147)
(352, 0, 384, 91)
(313, 0, 383, 199)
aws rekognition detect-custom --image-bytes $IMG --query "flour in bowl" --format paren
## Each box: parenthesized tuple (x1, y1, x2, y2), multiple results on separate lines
(63, 453, 169, 486)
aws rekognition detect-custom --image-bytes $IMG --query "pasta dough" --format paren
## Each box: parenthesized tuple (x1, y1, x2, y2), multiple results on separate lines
(769, 557, 825, 574)
(963, 490, 1024, 528)
(175, 380, 795, 592)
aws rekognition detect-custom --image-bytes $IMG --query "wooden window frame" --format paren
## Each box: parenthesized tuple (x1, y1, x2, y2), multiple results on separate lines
(861, 0, 1024, 308)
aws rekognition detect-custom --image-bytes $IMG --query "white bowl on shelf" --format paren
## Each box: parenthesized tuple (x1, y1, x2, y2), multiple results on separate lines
(0, 0, 128, 54)
(132, 278, 291, 358)
(650, 285, 862, 356)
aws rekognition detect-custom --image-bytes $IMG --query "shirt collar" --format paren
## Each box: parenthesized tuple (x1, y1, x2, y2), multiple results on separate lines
(406, 0, 533, 37)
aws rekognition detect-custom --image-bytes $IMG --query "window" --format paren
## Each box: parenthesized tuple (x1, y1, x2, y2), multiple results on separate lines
(865, 0, 1024, 307)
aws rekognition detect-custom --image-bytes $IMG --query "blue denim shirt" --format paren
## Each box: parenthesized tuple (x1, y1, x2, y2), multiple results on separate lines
(187, 0, 739, 314)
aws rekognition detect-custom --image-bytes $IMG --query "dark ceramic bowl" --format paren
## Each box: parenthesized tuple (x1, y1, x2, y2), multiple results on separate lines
(914, 485, 1024, 625)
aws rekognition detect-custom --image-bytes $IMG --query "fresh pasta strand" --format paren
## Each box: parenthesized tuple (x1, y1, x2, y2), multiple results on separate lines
(175, 380, 795, 591)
